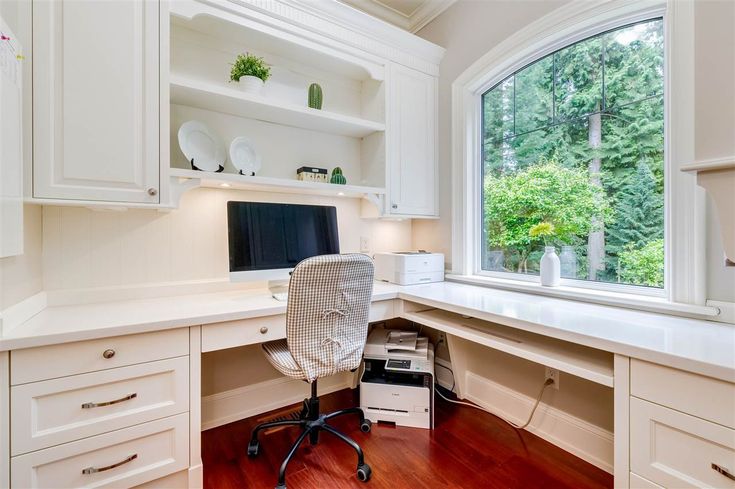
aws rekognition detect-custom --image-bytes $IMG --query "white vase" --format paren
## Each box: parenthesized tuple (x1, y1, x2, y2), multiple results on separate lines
(540, 246, 561, 287)
(238, 75, 264, 95)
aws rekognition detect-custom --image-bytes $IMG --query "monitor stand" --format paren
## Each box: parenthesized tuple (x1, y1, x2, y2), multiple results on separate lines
(268, 279, 289, 302)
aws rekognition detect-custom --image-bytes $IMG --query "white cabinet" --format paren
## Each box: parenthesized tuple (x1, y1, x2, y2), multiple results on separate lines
(32, 0, 162, 204)
(386, 63, 438, 217)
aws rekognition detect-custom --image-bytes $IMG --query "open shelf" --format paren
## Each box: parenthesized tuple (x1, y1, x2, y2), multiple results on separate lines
(402, 308, 615, 387)
(170, 76, 385, 138)
(169, 168, 386, 200)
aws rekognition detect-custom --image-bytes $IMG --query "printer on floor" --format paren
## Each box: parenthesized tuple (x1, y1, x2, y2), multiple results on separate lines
(360, 329, 434, 429)
(373, 251, 444, 285)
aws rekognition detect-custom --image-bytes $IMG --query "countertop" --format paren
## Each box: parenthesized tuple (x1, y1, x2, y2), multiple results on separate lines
(2, 281, 733, 382)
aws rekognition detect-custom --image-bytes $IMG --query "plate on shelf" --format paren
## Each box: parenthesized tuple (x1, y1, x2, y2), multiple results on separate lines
(229, 137, 262, 176)
(177, 120, 226, 172)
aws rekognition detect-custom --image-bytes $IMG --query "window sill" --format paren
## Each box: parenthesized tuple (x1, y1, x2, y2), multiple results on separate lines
(445, 273, 721, 319)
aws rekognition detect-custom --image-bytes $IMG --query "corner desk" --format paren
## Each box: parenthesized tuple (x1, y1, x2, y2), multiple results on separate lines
(1, 281, 733, 489)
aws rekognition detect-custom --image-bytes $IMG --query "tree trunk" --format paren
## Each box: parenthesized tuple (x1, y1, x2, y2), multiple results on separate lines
(587, 109, 605, 280)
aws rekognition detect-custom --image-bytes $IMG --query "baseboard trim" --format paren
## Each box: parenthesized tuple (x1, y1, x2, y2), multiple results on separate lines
(463, 371, 614, 474)
(201, 373, 353, 431)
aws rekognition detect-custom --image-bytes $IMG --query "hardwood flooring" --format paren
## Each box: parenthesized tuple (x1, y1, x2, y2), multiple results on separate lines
(202, 388, 613, 489)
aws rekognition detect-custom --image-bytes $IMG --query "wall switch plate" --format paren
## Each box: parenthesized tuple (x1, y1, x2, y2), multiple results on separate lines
(360, 236, 370, 253)
(545, 367, 560, 390)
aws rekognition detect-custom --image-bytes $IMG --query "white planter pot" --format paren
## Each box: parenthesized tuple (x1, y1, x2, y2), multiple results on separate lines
(540, 246, 561, 287)
(238, 75, 264, 95)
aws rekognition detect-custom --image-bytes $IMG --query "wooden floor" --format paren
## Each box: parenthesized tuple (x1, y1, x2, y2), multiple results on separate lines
(202, 388, 613, 489)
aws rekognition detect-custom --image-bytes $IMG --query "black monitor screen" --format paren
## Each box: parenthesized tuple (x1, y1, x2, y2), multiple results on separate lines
(227, 201, 340, 272)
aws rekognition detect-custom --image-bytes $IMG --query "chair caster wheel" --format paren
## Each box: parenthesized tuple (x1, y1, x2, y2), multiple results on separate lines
(275, 484, 286, 489)
(247, 440, 260, 457)
(360, 419, 372, 433)
(357, 463, 372, 482)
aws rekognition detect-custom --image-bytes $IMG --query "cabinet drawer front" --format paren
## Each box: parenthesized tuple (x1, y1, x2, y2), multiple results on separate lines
(629, 473, 664, 489)
(368, 299, 395, 322)
(202, 315, 285, 352)
(11, 357, 189, 455)
(11, 328, 189, 385)
(631, 359, 735, 428)
(11, 413, 189, 489)
(630, 397, 735, 488)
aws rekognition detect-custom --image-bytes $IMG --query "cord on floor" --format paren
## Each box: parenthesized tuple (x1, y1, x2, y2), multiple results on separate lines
(435, 375, 553, 431)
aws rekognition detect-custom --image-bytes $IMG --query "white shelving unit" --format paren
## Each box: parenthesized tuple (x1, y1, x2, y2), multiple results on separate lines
(169, 168, 385, 202)
(402, 308, 615, 387)
(170, 76, 385, 138)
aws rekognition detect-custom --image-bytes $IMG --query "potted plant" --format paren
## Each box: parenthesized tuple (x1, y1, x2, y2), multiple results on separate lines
(529, 221, 560, 287)
(230, 53, 271, 95)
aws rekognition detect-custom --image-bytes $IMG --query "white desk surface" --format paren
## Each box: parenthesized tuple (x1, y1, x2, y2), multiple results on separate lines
(1, 281, 733, 382)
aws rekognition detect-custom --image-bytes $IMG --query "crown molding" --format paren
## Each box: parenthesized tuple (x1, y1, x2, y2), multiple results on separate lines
(338, 0, 455, 33)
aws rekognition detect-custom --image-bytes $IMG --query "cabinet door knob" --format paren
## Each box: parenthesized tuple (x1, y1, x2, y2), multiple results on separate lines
(102, 349, 115, 359)
(147, 187, 158, 196)
(259, 326, 268, 334)
(391, 203, 398, 209)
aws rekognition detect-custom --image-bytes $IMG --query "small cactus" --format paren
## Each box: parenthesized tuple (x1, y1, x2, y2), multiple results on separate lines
(308, 83, 323, 110)
(330, 167, 346, 185)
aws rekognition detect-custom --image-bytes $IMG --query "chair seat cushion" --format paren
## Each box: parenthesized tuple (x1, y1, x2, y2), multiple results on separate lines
(262, 339, 306, 380)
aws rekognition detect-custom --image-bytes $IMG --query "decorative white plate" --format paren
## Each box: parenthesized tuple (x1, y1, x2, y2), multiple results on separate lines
(229, 137, 262, 176)
(177, 121, 226, 172)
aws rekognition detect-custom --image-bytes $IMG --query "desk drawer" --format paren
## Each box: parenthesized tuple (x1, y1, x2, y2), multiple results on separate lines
(631, 359, 735, 428)
(202, 315, 285, 352)
(11, 328, 189, 385)
(11, 357, 189, 455)
(631, 397, 735, 488)
(11, 413, 189, 489)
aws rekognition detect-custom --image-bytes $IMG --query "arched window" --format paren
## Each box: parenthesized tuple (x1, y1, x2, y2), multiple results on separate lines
(480, 18, 665, 289)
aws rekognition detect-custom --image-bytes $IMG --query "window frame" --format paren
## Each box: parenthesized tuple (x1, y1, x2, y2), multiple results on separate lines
(451, 0, 711, 313)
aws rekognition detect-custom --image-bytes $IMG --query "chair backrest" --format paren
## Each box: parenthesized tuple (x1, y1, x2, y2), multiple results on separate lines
(286, 253, 374, 382)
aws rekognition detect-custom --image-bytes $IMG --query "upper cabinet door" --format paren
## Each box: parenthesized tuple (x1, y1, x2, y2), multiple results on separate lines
(33, 0, 160, 203)
(387, 63, 438, 217)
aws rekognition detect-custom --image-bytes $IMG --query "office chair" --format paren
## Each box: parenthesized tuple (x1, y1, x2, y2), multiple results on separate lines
(248, 253, 375, 489)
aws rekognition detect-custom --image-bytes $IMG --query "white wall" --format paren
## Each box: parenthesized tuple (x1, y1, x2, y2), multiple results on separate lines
(695, 0, 735, 302)
(0, 2, 43, 312)
(0, 205, 43, 310)
(413, 0, 570, 270)
(42, 187, 411, 291)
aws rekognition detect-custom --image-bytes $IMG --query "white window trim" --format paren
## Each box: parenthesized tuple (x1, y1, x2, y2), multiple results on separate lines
(451, 0, 714, 316)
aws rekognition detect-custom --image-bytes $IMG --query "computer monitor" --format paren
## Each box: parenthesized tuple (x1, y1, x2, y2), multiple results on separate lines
(227, 201, 340, 283)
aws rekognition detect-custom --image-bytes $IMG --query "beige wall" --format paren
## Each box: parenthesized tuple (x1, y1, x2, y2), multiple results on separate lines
(0, 205, 43, 310)
(695, 0, 735, 302)
(413, 0, 570, 269)
(415, 0, 735, 303)
(42, 187, 412, 291)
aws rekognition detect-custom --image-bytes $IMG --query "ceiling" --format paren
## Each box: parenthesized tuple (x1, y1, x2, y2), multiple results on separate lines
(339, 0, 456, 33)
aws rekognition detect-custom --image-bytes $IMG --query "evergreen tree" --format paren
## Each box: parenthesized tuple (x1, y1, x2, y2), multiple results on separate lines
(606, 159, 664, 258)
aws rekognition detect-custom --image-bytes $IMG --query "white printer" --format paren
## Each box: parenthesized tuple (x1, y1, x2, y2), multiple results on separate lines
(360, 329, 434, 429)
(373, 251, 444, 285)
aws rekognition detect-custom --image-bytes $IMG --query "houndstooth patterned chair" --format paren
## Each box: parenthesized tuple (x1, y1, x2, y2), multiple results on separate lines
(248, 254, 375, 489)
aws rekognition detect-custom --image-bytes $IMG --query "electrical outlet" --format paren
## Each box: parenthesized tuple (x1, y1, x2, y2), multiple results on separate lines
(437, 332, 446, 345)
(360, 236, 370, 253)
(545, 367, 560, 390)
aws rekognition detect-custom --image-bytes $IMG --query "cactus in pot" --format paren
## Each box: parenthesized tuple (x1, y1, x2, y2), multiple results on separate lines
(308, 83, 323, 110)
(330, 167, 346, 185)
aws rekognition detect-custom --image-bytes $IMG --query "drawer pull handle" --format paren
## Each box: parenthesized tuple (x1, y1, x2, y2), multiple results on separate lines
(82, 393, 137, 409)
(712, 463, 735, 481)
(260, 326, 268, 334)
(102, 349, 115, 359)
(82, 453, 137, 474)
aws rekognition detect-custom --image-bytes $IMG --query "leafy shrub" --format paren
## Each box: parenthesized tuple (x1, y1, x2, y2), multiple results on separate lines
(230, 53, 271, 82)
(619, 239, 664, 287)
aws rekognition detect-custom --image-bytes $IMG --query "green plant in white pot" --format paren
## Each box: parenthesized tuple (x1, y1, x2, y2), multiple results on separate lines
(230, 53, 271, 95)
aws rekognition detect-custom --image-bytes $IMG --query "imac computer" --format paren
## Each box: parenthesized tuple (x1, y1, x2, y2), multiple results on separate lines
(227, 201, 340, 300)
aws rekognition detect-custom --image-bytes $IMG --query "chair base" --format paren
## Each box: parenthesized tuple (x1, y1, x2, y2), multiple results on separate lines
(248, 381, 373, 489)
